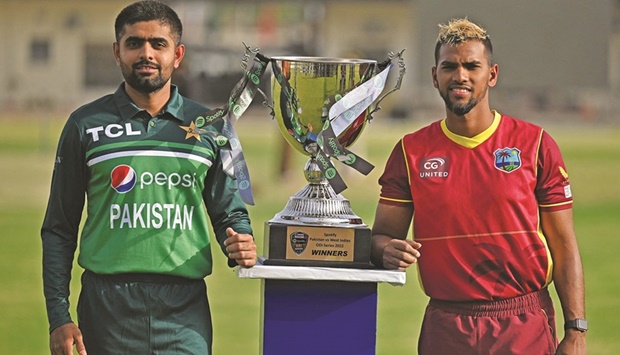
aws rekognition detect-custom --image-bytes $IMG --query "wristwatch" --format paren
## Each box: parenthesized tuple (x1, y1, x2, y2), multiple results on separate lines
(564, 318, 588, 332)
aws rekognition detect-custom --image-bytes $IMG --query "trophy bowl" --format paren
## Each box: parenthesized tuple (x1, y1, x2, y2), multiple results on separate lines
(270, 57, 377, 157)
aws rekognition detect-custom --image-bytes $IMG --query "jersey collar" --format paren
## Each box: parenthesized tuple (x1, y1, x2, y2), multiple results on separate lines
(113, 83, 184, 122)
(440, 110, 501, 148)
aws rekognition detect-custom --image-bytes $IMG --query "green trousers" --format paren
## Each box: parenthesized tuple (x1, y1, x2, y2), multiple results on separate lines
(77, 270, 212, 355)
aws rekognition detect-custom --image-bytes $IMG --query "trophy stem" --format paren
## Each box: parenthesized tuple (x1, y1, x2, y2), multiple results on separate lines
(269, 157, 364, 226)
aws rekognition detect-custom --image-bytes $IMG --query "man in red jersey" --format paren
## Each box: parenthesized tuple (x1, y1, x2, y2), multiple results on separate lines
(370, 18, 586, 354)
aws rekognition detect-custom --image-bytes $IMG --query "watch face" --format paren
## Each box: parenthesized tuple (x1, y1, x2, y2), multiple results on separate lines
(566, 319, 588, 331)
(576, 319, 588, 331)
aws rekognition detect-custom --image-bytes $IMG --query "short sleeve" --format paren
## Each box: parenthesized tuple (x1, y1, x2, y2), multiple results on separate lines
(535, 131, 573, 211)
(378, 139, 413, 206)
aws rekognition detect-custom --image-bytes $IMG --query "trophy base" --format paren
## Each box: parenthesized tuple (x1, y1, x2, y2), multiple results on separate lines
(262, 221, 374, 269)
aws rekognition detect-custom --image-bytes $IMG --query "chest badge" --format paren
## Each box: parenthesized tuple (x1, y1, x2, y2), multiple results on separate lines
(180, 121, 202, 142)
(494, 147, 521, 173)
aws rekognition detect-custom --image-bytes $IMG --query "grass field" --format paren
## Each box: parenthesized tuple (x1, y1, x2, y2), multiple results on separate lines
(0, 112, 618, 354)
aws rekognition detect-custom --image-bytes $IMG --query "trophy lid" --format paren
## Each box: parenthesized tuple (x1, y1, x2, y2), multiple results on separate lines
(270, 56, 376, 65)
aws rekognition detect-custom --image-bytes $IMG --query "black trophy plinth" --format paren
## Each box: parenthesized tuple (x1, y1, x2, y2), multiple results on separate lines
(261, 158, 374, 269)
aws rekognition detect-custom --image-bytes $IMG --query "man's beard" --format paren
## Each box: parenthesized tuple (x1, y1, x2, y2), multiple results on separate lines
(439, 90, 478, 116)
(122, 60, 168, 94)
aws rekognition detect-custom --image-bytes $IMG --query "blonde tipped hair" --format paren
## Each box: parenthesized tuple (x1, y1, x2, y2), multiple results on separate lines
(434, 18, 493, 64)
(437, 18, 489, 45)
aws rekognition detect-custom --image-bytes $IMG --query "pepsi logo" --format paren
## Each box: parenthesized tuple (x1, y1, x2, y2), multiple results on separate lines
(111, 165, 137, 193)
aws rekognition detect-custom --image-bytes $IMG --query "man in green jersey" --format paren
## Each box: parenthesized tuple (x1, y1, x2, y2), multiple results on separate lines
(41, 1, 257, 354)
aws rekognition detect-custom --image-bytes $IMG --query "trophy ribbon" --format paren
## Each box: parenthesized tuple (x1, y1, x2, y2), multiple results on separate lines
(312, 54, 400, 193)
(195, 44, 270, 205)
(328, 59, 394, 136)
(314, 120, 370, 194)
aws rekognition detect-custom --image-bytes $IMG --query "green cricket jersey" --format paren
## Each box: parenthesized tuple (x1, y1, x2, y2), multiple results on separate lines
(41, 84, 252, 331)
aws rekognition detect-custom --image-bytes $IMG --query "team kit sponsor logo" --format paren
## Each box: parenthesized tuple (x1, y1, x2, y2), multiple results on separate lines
(419, 157, 449, 178)
(86, 123, 141, 142)
(109, 164, 197, 230)
(110, 165, 137, 193)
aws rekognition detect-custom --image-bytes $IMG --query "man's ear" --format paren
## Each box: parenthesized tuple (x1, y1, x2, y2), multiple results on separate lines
(431, 66, 438, 88)
(174, 44, 186, 70)
(488, 63, 499, 88)
(113, 42, 121, 67)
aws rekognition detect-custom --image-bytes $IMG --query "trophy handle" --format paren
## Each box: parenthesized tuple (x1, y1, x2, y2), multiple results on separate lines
(239, 43, 276, 119)
(257, 87, 276, 119)
(368, 49, 406, 121)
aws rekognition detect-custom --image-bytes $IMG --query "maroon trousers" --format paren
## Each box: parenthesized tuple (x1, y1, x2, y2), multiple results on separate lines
(419, 288, 557, 355)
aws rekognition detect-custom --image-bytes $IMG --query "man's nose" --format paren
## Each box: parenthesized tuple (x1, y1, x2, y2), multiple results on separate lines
(139, 43, 155, 61)
(453, 66, 468, 82)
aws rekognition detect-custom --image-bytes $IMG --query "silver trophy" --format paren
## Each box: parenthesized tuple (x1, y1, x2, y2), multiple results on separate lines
(262, 53, 405, 268)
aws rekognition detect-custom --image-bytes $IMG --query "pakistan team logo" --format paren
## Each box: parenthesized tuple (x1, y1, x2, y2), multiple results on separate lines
(493, 147, 522, 173)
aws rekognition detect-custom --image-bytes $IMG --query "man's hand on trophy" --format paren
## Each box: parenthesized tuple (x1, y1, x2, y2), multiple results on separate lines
(224, 227, 257, 268)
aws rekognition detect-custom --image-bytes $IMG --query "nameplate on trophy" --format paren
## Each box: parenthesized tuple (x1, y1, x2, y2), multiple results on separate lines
(264, 222, 372, 268)
(286, 226, 355, 261)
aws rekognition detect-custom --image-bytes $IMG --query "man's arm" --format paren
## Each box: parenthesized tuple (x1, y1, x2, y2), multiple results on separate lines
(41, 119, 85, 331)
(541, 208, 587, 354)
(41, 119, 87, 353)
(370, 203, 421, 270)
(203, 148, 255, 268)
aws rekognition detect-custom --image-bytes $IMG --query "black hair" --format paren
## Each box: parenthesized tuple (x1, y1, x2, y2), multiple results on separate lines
(114, 0, 183, 44)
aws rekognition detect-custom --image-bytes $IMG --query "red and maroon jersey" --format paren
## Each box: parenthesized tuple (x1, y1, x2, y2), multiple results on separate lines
(379, 112, 573, 301)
